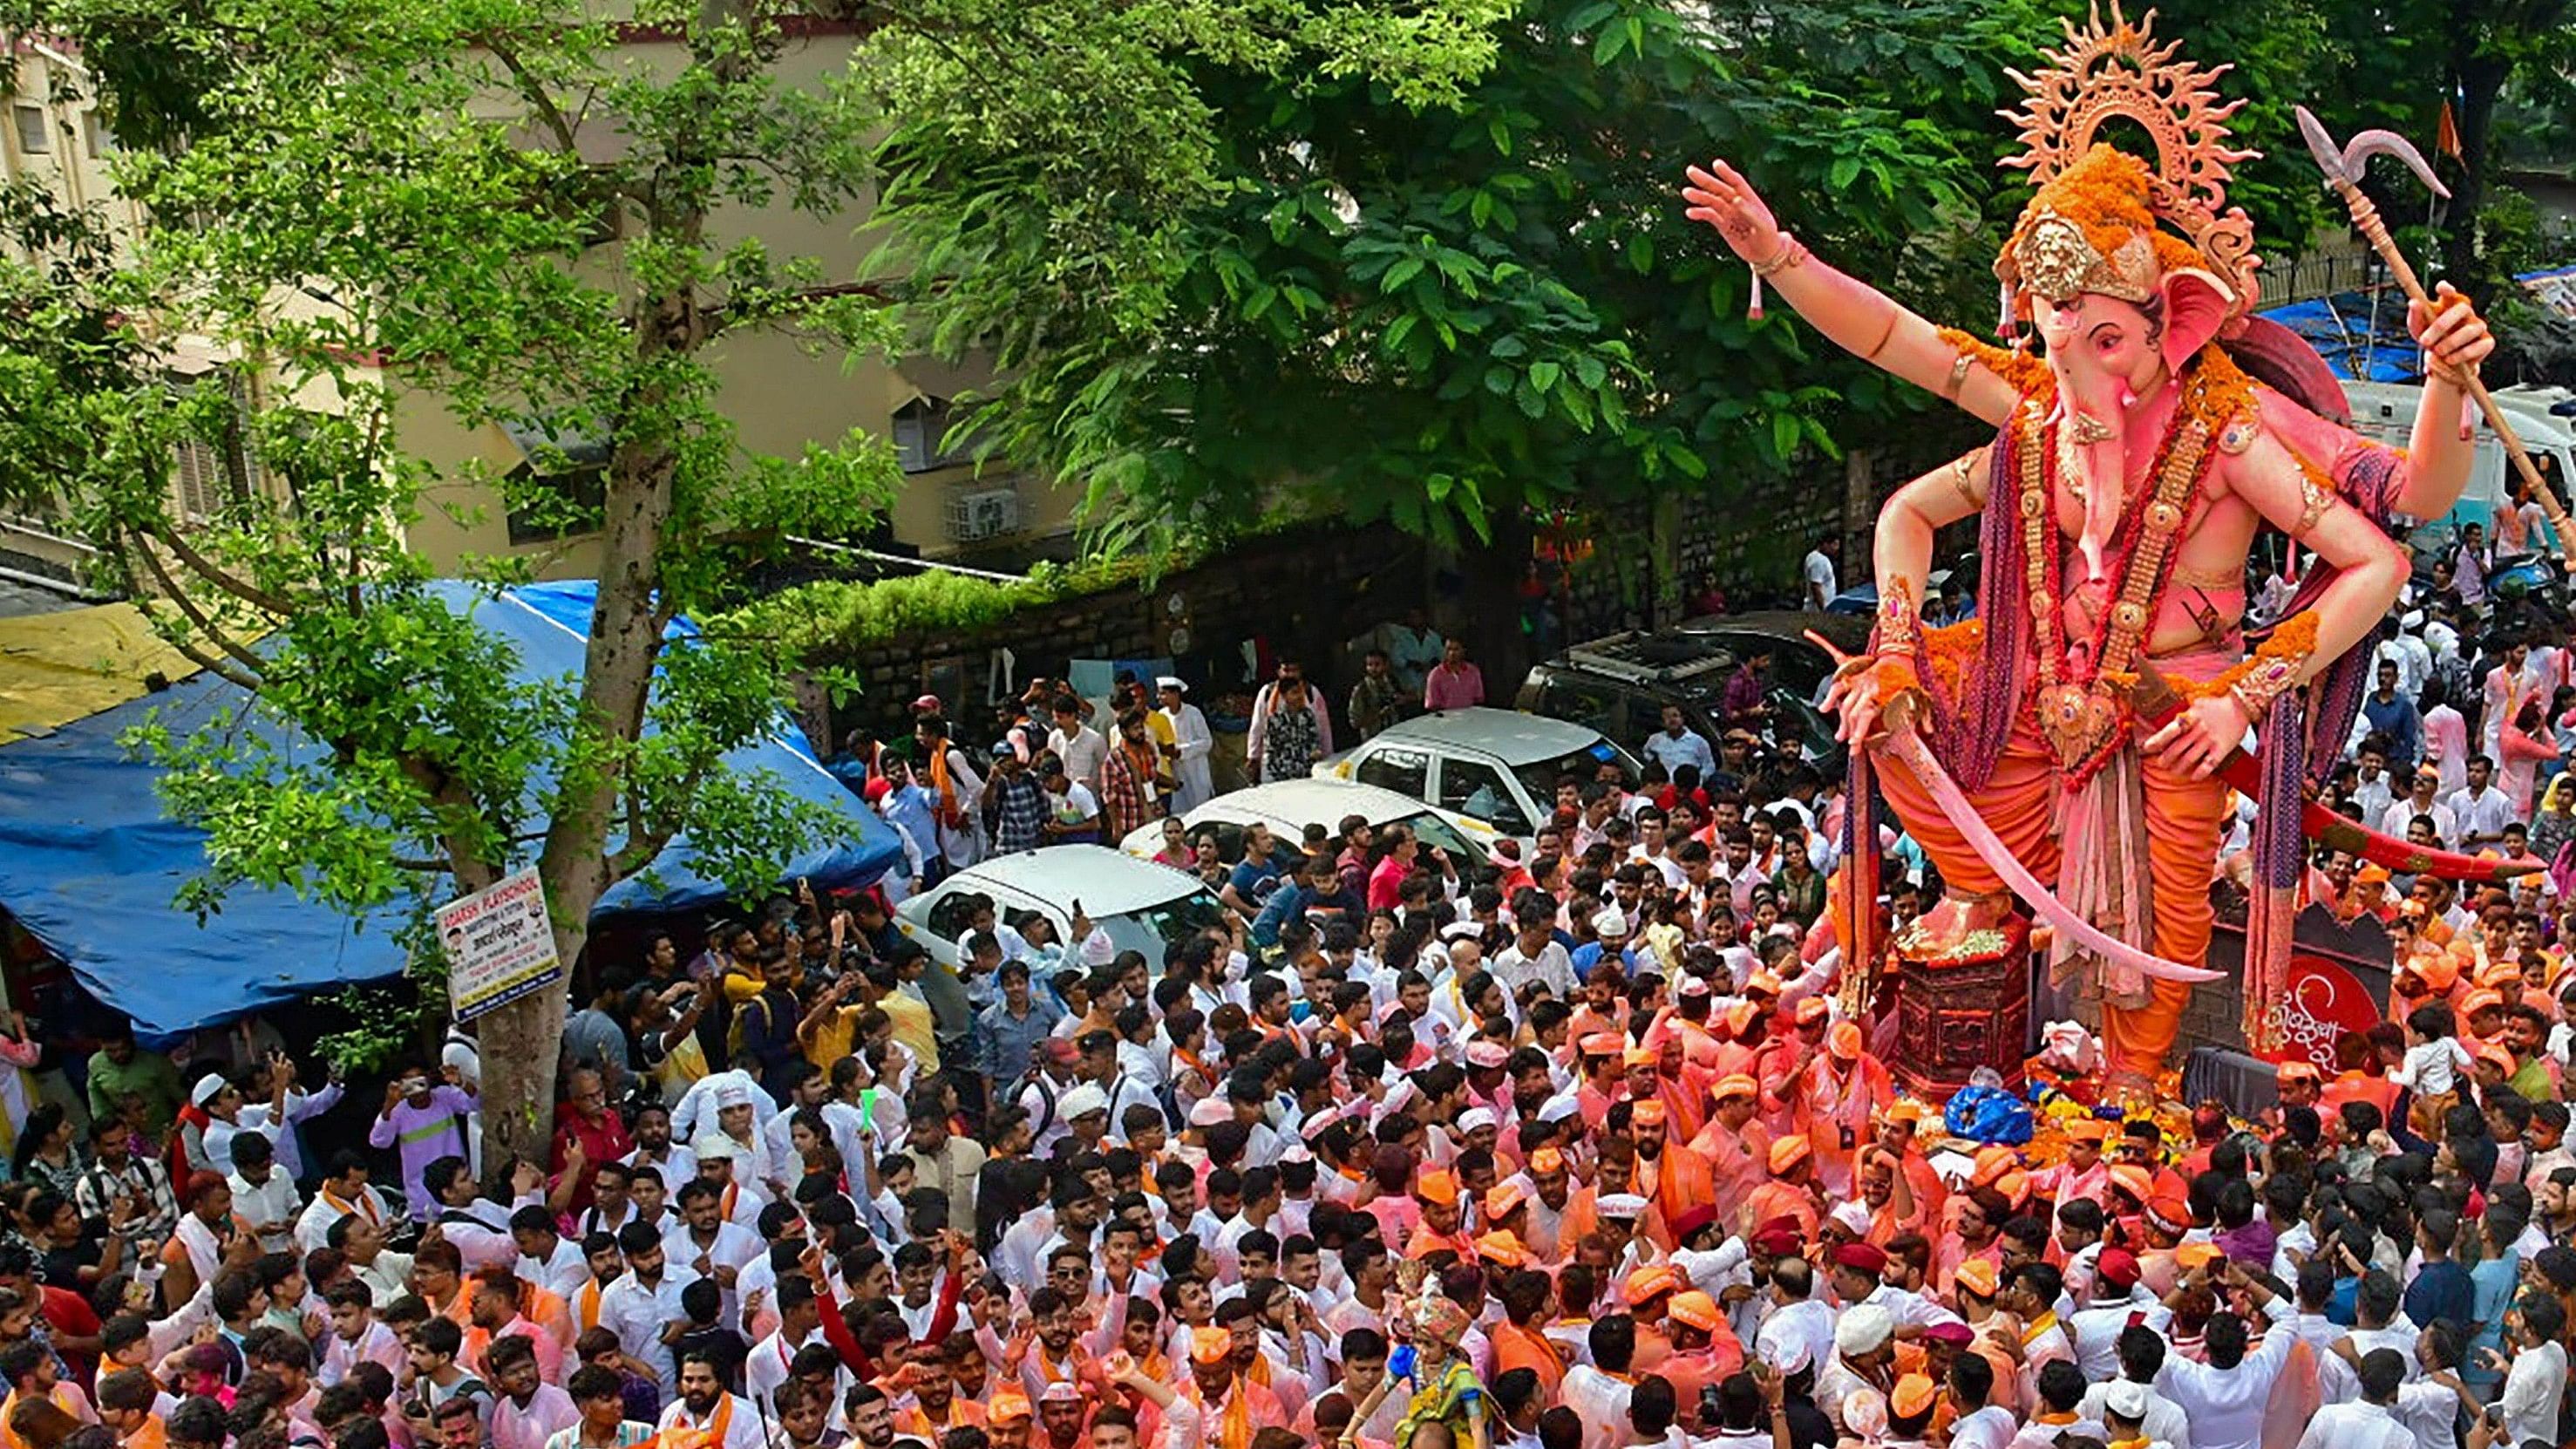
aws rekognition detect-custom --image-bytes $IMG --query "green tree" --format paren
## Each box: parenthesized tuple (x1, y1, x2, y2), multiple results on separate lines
(871, 0, 2378, 654)
(879, 0, 2049, 638)
(2291, 0, 2576, 302)
(0, 0, 1508, 1159)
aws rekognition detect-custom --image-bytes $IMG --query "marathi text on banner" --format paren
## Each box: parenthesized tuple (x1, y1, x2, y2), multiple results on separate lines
(437, 867, 563, 1022)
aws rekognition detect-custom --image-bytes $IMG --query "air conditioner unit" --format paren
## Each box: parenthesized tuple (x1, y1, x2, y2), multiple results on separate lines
(944, 486, 1023, 543)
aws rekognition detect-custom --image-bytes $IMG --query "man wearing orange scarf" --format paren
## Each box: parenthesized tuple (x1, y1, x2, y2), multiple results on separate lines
(1488, 1266, 1565, 1399)
(1802, 1023, 1894, 1198)
(1517, 1148, 1591, 1264)
(1626, 1100, 1715, 1250)
(1159, 1328, 1280, 1449)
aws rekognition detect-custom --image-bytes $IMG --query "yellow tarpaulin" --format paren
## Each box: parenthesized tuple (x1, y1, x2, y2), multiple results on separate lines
(0, 602, 209, 745)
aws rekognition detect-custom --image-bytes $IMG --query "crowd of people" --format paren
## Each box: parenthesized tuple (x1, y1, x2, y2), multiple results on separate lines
(16, 551, 2576, 1449)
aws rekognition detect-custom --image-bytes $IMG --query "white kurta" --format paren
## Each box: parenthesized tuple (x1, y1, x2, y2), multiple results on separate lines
(1164, 703, 1215, 810)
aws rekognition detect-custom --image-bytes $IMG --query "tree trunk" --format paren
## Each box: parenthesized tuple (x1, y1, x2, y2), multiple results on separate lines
(1648, 493, 1683, 629)
(1460, 513, 1539, 690)
(1843, 449, 1874, 587)
(2443, 46, 2510, 304)
(492, 289, 696, 1168)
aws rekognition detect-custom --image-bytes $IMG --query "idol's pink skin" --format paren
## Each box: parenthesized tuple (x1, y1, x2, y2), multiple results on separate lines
(1679, 159, 2491, 780)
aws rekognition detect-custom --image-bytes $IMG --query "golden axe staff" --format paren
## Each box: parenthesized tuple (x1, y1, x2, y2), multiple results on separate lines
(2293, 104, 2576, 568)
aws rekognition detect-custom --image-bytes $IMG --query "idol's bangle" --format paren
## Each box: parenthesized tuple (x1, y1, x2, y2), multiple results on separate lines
(2227, 653, 2301, 723)
(1871, 576, 1920, 662)
(1752, 233, 1808, 278)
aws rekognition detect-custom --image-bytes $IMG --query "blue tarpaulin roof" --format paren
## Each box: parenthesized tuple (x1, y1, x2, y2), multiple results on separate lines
(0, 579, 899, 1035)
(2260, 266, 2576, 382)
(2257, 291, 2422, 383)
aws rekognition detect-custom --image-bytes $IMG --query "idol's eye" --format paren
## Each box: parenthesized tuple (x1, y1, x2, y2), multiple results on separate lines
(2090, 326, 2124, 354)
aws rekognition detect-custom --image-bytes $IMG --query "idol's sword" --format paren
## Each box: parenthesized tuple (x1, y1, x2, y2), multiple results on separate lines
(1876, 718, 2225, 983)
(2130, 660, 2540, 884)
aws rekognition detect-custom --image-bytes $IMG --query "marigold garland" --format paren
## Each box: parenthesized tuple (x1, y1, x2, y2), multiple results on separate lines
(1920, 620, 1984, 700)
(1936, 327, 2054, 400)
(2172, 610, 2322, 702)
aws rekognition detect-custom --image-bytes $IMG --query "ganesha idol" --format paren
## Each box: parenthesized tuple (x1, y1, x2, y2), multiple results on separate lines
(1681, 8, 2496, 1083)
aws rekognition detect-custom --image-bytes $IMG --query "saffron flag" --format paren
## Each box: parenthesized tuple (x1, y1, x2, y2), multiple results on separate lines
(2437, 99, 2463, 160)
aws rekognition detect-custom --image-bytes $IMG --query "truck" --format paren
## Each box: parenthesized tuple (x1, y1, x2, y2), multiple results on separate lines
(2341, 379, 2576, 549)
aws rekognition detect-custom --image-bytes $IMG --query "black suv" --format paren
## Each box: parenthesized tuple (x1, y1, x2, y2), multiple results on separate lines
(1513, 613, 1865, 780)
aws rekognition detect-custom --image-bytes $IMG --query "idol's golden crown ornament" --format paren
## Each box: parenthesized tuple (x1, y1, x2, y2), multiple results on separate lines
(1993, 3, 2262, 328)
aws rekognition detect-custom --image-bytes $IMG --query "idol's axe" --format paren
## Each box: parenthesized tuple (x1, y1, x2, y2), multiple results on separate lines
(2294, 105, 2576, 568)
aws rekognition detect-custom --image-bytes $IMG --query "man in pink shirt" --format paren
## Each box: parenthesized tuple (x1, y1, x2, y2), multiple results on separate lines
(1423, 639, 1485, 711)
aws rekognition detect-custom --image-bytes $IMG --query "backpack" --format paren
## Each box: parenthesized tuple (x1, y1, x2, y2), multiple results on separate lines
(1024, 1074, 1059, 1139)
(724, 993, 777, 1060)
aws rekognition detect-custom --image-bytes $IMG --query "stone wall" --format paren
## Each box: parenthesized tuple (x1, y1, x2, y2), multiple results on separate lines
(1556, 426, 1979, 641)
(800, 425, 1984, 751)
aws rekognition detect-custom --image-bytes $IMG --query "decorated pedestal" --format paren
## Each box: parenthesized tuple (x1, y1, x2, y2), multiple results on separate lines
(1893, 914, 2032, 1100)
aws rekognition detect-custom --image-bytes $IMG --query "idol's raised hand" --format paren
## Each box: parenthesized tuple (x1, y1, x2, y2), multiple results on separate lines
(1682, 160, 1784, 266)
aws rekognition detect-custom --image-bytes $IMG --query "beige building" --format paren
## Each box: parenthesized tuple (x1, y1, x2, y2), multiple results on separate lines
(0, 32, 1071, 592)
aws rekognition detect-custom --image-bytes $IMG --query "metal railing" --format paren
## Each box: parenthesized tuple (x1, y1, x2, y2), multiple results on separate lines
(2267, 247, 2381, 306)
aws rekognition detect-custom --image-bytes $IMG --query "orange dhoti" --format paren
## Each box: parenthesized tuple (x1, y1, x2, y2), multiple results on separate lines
(1872, 696, 2231, 1073)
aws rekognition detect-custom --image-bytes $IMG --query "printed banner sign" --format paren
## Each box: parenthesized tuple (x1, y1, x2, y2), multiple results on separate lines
(438, 867, 562, 1022)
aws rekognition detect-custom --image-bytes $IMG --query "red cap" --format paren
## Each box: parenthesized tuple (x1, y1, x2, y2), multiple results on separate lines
(2094, 1247, 2141, 1289)
(1832, 1242, 1888, 1275)
(1666, 1204, 1717, 1242)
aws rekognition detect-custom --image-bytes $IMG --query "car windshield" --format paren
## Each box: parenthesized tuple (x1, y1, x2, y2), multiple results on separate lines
(1098, 888, 1226, 965)
(1398, 812, 1495, 885)
(1511, 740, 1640, 806)
(1767, 648, 1831, 699)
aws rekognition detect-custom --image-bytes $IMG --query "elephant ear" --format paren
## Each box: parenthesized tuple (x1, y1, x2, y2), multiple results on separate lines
(2159, 268, 2236, 377)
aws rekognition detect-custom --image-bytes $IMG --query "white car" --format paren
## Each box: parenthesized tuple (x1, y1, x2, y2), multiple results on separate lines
(894, 844, 1223, 970)
(1314, 706, 1641, 843)
(1116, 778, 1503, 885)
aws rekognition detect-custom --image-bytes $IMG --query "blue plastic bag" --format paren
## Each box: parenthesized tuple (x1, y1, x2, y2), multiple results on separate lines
(1943, 1084, 2036, 1145)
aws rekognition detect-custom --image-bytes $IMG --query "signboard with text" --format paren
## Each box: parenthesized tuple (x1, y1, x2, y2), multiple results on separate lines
(2253, 953, 2387, 1075)
(438, 868, 563, 1022)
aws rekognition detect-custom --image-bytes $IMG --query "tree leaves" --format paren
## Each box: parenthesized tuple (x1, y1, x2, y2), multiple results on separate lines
(0, 0, 938, 1061)
(875, 0, 2029, 554)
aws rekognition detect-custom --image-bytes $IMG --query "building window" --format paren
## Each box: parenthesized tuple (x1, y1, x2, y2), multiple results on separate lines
(893, 396, 973, 474)
(500, 419, 609, 545)
(15, 105, 51, 154)
(171, 437, 223, 520)
(166, 373, 263, 521)
(81, 111, 110, 160)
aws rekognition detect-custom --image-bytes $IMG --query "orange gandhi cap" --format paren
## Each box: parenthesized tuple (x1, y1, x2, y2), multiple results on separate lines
(1624, 1265, 1680, 1305)
(1768, 1136, 1811, 1173)
(1668, 1290, 1722, 1332)
(1829, 1021, 1864, 1059)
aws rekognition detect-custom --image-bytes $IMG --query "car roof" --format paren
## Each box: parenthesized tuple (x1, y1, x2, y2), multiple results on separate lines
(1199, 779, 1445, 831)
(1678, 609, 1869, 653)
(943, 845, 1201, 917)
(1370, 707, 1609, 765)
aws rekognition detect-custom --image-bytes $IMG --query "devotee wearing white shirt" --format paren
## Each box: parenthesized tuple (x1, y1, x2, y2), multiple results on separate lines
(2294, 1349, 2417, 1449)
(2489, 1296, 2568, 1449)
(2443, 757, 2518, 848)
(656, 1350, 765, 1449)
(2152, 1279, 2300, 1449)
(598, 1221, 698, 1396)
